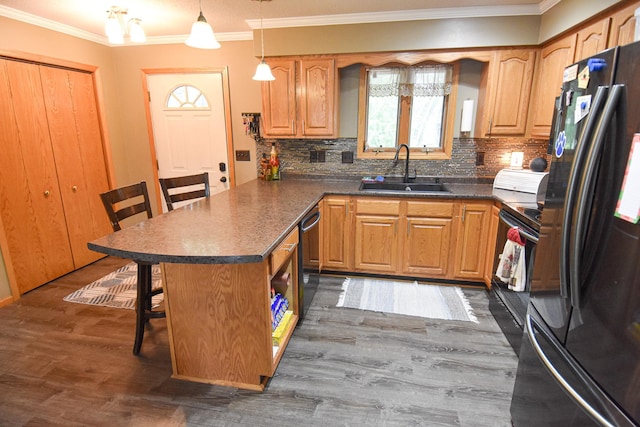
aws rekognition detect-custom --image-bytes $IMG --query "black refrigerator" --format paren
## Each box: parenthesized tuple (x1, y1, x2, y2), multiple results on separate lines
(510, 41, 640, 426)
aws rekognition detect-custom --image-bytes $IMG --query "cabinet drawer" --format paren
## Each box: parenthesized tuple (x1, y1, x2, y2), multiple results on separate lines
(270, 227, 299, 275)
(356, 198, 401, 215)
(406, 201, 454, 218)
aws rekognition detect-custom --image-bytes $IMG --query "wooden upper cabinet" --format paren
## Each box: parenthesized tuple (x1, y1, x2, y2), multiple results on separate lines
(482, 49, 536, 136)
(527, 35, 577, 139)
(575, 18, 611, 61)
(261, 57, 338, 139)
(608, 2, 639, 47)
(299, 58, 337, 137)
(261, 59, 297, 137)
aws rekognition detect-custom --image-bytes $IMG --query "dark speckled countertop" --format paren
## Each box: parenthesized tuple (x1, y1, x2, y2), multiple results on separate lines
(88, 178, 494, 264)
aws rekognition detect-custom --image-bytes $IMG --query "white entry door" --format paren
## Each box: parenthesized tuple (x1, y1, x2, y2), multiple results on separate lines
(147, 72, 231, 211)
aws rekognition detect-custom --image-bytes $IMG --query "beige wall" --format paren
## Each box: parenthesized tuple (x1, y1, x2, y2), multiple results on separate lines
(539, 0, 625, 42)
(256, 16, 541, 57)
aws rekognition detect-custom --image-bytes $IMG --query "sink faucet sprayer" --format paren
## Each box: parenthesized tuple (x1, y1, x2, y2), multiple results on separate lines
(393, 144, 415, 183)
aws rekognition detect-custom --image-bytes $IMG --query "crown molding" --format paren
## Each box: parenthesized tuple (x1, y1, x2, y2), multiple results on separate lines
(0, 5, 253, 46)
(245, 4, 546, 29)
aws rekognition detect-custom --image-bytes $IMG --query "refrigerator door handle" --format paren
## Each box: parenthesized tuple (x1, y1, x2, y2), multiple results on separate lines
(526, 312, 620, 427)
(570, 84, 624, 308)
(560, 86, 609, 300)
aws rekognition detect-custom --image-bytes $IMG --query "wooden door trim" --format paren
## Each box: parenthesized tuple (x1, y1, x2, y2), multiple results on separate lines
(141, 67, 236, 213)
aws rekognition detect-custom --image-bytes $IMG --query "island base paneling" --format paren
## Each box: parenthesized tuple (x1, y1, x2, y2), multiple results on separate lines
(161, 235, 299, 391)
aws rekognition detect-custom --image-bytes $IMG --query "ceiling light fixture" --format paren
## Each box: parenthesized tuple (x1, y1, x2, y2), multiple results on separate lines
(105, 6, 146, 45)
(185, 0, 221, 49)
(252, 0, 275, 81)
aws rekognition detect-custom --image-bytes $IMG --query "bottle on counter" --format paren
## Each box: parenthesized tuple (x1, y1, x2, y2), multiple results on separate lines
(269, 143, 280, 181)
(259, 153, 269, 180)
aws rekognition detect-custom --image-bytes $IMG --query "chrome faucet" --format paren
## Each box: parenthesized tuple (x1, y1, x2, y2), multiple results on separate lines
(393, 144, 413, 183)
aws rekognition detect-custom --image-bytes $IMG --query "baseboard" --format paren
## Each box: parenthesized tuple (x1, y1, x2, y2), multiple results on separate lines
(0, 294, 15, 308)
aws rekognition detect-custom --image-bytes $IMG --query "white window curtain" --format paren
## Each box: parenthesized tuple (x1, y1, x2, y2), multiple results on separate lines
(368, 65, 452, 97)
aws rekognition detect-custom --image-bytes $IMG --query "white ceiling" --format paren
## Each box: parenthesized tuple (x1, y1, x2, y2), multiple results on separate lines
(0, 0, 559, 45)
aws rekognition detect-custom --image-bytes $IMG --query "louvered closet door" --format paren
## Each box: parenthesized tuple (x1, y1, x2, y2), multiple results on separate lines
(40, 66, 111, 268)
(0, 59, 74, 294)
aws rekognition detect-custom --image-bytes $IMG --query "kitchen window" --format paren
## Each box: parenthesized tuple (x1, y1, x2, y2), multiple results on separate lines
(357, 63, 458, 160)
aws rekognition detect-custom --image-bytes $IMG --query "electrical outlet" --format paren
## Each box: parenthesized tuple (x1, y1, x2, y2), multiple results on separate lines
(235, 150, 250, 161)
(309, 150, 318, 163)
(317, 150, 326, 163)
(342, 151, 354, 163)
(476, 151, 485, 166)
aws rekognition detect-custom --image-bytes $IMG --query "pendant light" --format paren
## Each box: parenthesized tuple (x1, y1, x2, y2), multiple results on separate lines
(252, 0, 275, 81)
(186, 0, 221, 49)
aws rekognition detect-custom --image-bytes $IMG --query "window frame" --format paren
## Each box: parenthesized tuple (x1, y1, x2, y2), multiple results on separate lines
(357, 62, 459, 160)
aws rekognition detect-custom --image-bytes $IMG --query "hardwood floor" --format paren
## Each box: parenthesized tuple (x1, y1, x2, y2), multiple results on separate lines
(0, 257, 518, 426)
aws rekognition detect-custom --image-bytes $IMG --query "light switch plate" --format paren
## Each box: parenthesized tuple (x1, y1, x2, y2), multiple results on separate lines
(235, 150, 250, 161)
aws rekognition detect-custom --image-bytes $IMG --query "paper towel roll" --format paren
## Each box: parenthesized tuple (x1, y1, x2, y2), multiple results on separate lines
(460, 99, 474, 132)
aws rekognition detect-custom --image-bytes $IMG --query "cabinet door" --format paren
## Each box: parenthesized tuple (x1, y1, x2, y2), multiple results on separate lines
(575, 18, 611, 61)
(608, 2, 639, 47)
(527, 35, 577, 139)
(261, 59, 297, 137)
(40, 66, 111, 268)
(483, 204, 501, 287)
(354, 215, 399, 274)
(322, 196, 352, 270)
(299, 58, 337, 137)
(483, 49, 536, 136)
(402, 217, 452, 277)
(0, 59, 75, 294)
(452, 202, 491, 281)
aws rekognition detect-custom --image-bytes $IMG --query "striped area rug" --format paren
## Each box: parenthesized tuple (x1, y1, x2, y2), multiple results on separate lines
(63, 262, 162, 310)
(337, 277, 477, 323)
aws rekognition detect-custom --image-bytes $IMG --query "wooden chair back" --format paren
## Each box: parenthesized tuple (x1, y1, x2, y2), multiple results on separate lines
(159, 172, 210, 211)
(100, 181, 153, 232)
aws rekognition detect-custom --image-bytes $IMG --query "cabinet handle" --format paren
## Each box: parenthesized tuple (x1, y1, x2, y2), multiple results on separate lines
(302, 120, 306, 135)
(282, 243, 296, 253)
(43, 190, 50, 197)
(72, 185, 78, 192)
(461, 205, 467, 223)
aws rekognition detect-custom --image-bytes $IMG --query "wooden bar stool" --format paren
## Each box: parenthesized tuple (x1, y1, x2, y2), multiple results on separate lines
(99, 181, 165, 355)
(159, 172, 210, 211)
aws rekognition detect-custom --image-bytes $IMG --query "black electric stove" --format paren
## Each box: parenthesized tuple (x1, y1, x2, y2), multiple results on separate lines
(490, 188, 542, 354)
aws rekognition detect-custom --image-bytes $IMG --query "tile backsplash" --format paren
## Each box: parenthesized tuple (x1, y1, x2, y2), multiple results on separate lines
(256, 137, 551, 179)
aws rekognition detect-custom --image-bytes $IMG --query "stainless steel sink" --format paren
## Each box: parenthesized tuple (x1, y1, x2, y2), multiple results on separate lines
(359, 181, 450, 193)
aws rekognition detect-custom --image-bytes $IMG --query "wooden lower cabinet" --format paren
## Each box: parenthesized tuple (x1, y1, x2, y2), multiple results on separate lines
(354, 198, 400, 274)
(483, 203, 501, 287)
(322, 196, 491, 283)
(451, 201, 492, 281)
(402, 200, 454, 277)
(162, 228, 299, 391)
(322, 196, 352, 270)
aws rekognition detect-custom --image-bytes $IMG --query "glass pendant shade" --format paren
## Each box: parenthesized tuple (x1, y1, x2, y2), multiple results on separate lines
(105, 13, 124, 44)
(253, 61, 275, 81)
(129, 19, 146, 43)
(185, 12, 221, 49)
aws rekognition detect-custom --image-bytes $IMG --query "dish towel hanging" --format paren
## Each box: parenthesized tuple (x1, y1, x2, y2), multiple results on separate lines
(495, 227, 527, 292)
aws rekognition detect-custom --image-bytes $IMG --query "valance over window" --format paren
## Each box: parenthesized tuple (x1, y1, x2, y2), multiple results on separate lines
(368, 65, 453, 98)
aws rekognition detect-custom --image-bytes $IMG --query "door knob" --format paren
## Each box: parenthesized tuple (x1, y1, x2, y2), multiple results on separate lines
(72, 185, 78, 192)
(220, 176, 227, 183)
(44, 190, 50, 197)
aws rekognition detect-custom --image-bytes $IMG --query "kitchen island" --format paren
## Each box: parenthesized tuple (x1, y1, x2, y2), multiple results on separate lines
(88, 177, 493, 390)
